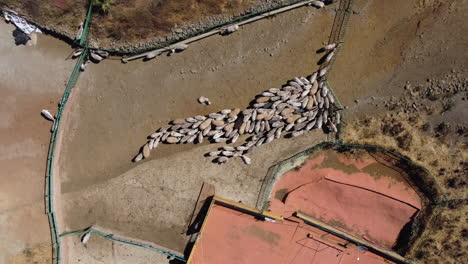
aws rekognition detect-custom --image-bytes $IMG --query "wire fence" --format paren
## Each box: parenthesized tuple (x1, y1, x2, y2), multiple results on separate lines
(120, 0, 316, 59)
(321, 0, 354, 75)
(44, 2, 92, 263)
(324, 80, 345, 141)
(45, 46, 88, 264)
(256, 139, 451, 261)
(41, 0, 455, 263)
(59, 227, 186, 262)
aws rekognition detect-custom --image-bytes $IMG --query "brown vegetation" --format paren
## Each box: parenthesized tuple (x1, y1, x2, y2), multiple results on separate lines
(0, 0, 87, 34)
(412, 202, 468, 264)
(90, 0, 273, 46)
(1, 0, 294, 49)
(343, 71, 468, 263)
(344, 71, 468, 199)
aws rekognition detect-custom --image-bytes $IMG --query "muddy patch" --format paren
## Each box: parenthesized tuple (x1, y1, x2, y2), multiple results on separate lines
(244, 225, 281, 246)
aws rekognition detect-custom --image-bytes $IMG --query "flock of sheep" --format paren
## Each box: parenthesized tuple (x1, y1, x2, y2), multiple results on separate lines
(133, 43, 341, 165)
(64, 0, 341, 165)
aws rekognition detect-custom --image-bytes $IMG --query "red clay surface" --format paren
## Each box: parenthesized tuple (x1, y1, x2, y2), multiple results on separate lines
(189, 203, 395, 264)
(269, 150, 422, 247)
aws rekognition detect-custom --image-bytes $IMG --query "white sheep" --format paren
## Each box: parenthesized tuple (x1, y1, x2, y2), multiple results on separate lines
(75, 22, 84, 41)
(41, 110, 55, 121)
(169, 43, 188, 55)
(222, 24, 239, 35)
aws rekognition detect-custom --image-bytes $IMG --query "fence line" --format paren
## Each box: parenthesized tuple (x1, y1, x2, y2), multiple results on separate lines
(44, 2, 93, 263)
(256, 140, 444, 261)
(122, 0, 320, 62)
(321, 0, 354, 75)
(59, 227, 186, 262)
(43, 2, 188, 262)
(44, 0, 444, 263)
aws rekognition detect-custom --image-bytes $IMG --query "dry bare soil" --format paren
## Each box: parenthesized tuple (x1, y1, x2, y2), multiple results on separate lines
(57, 4, 333, 261)
(0, 0, 466, 263)
(336, 0, 468, 262)
(0, 21, 75, 264)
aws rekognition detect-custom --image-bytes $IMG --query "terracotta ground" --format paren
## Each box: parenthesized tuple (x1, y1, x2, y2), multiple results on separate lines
(189, 203, 395, 264)
(268, 149, 421, 248)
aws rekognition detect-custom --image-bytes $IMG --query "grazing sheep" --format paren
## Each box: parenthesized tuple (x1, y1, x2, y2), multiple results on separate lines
(133, 68, 342, 164)
(143, 144, 151, 158)
(208, 151, 221, 156)
(308, 72, 318, 84)
(90, 52, 103, 62)
(169, 43, 188, 54)
(319, 67, 328, 77)
(80, 60, 88, 71)
(166, 137, 180, 144)
(75, 22, 83, 40)
(145, 51, 161, 60)
(96, 50, 109, 58)
(72, 48, 83, 58)
(241, 155, 251, 165)
(309, 1, 325, 8)
(291, 130, 304, 137)
(222, 24, 240, 35)
(217, 156, 228, 164)
(41, 110, 55, 121)
(324, 51, 335, 63)
(324, 43, 336, 50)
(81, 232, 91, 244)
(198, 96, 211, 105)
(133, 153, 143, 162)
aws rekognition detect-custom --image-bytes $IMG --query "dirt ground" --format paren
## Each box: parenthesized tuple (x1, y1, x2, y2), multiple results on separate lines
(1, 0, 467, 263)
(62, 234, 171, 264)
(57, 4, 332, 262)
(0, 21, 75, 264)
(267, 148, 422, 248)
(336, 0, 467, 262)
(56, 0, 467, 263)
(190, 202, 396, 264)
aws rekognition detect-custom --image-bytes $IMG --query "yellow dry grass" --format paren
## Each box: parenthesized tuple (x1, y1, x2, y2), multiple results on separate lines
(409, 203, 468, 263)
(343, 113, 467, 199)
(91, 0, 260, 45)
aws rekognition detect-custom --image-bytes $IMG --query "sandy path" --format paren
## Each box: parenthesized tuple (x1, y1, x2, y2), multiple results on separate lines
(0, 21, 75, 263)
